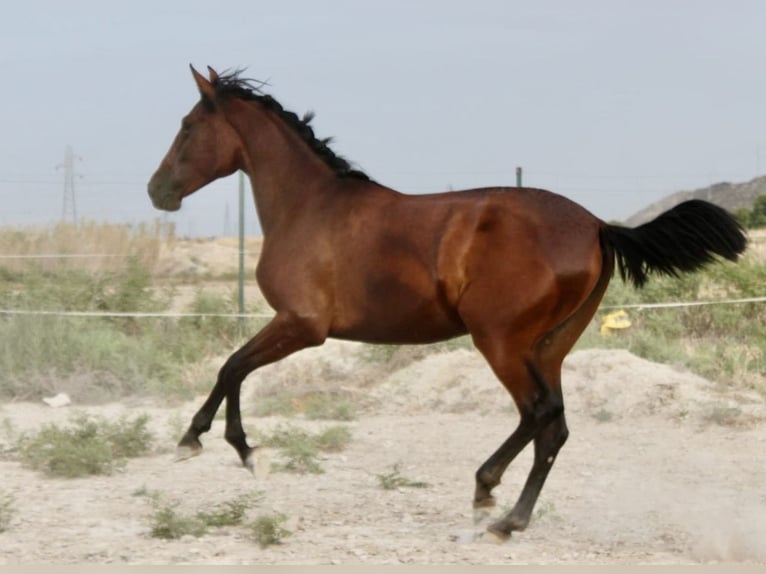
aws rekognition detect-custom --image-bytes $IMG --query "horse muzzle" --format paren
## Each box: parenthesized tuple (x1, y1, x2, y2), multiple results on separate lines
(147, 170, 183, 212)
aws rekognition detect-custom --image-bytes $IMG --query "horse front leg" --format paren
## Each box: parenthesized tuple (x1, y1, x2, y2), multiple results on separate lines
(176, 312, 327, 469)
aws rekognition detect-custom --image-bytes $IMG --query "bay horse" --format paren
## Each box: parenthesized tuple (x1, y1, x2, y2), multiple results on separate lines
(148, 66, 747, 538)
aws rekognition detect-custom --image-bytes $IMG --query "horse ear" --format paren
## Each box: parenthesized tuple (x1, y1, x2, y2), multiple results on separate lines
(190, 64, 216, 102)
(207, 66, 220, 85)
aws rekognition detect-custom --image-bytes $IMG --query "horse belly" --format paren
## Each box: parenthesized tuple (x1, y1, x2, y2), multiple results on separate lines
(329, 277, 467, 344)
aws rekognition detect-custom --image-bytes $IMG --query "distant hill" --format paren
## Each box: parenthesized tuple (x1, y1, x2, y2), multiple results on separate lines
(623, 175, 766, 226)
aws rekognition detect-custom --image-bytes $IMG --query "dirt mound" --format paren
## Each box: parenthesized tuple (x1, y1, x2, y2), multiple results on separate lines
(564, 349, 764, 426)
(370, 348, 504, 415)
(249, 342, 764, 427)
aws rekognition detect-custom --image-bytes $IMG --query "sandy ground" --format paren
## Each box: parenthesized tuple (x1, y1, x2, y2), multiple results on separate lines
(0, 341, 764, 565)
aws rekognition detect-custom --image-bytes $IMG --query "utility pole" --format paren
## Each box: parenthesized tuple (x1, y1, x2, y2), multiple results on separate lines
(237, 171, 246, 337)
(57, 145, 82, 224)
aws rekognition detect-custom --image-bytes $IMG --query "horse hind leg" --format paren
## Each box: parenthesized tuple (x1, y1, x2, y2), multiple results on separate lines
(485, 364, 569, 538)
(485, 256, 613, 537)
(471, 354, 565, 521)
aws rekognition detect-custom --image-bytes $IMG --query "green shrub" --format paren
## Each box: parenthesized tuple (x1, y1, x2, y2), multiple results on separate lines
(149, 503, 208, 540)
(15, 413, 153, 478)
(315, 425, 353, 452)
(376, 464, 429, 490)
(255, 423, 352, 474)
(249, 513, 291, 547)
(178, 290, 241, 349)
(0, 491, 15, 532)
(277, 439, 324, 475)
(591, 408, 614, 423)
(196, 493, 263, 528)
(146, 492, 262, 539)
(304, 394, 357, 421)
(735, 195, 766, 228)
(103, 414, 154, 458)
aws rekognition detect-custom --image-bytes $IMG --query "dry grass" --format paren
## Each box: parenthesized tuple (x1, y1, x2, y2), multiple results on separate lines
(0, 219, 173, 275)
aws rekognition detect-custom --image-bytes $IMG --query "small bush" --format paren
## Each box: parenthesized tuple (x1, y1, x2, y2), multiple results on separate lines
(196, 493, 263, 528)
(132, 485, 161, 500)
(277, 438, 324, 475)
(256, 423, 352, 474)
(255, 424, 310, 449)
(104, 414, 155, 458)
(149, 503, 208, 540)
(304, 394, 357, 421)
(376, 464, 429, 490)
(249, 513, 291, 547)
(591, 408, 614, 423)
(315, 425, 353, 452)
(178, 290, 242, 349)
(16, 413, 153, 478)
(146, 492, 262, 539)
(0, 491, 15, 532)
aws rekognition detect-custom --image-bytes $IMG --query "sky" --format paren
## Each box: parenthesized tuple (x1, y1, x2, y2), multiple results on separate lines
(2, 0, 766, 237)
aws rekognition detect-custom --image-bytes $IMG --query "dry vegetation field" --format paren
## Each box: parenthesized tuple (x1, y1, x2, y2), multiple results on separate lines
(0, 223, 764, 564)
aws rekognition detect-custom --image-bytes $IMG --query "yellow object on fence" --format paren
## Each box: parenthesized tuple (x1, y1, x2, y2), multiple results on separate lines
(600, 309, 632, 336)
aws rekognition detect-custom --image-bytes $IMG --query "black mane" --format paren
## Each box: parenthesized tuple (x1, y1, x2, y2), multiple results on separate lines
(212, 70, 370, 181)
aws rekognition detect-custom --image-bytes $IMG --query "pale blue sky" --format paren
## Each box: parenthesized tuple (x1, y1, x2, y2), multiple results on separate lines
(2, 0, 766, 236)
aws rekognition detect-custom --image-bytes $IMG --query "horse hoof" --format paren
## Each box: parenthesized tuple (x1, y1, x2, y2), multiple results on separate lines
(486, 521, 512, 541)
(174, 444, 202, 462)
(473, 495, 496, 509)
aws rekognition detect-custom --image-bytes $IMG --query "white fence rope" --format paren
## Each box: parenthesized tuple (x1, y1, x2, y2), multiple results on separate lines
(0, 309, 274, 319)
(0, 250, 259, 259)
(599, 295, 766, 310)
(0, 254, 131, 259)
(0, 295, 764, 319)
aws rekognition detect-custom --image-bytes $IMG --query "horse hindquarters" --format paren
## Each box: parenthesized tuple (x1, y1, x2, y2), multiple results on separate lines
(455, 216, 609, 536)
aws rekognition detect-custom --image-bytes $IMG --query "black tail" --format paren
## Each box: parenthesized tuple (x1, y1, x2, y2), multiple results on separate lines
(601, 200, 748, 288)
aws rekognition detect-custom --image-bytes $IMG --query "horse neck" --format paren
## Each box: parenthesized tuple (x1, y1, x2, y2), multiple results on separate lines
(224, 99, 336, 235)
